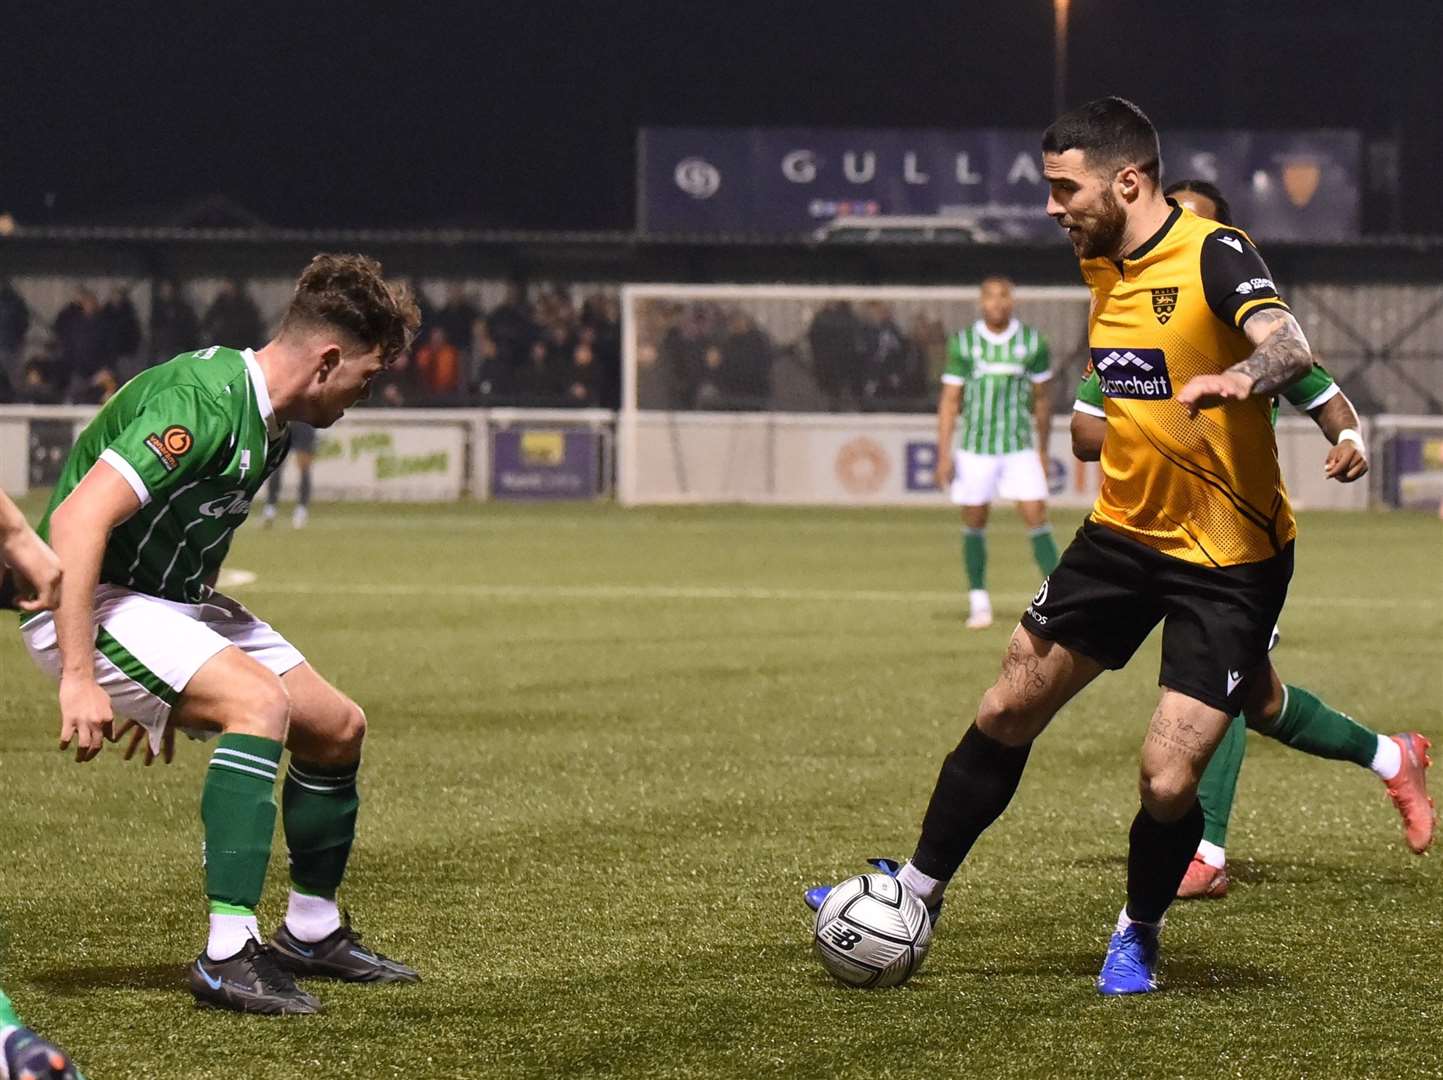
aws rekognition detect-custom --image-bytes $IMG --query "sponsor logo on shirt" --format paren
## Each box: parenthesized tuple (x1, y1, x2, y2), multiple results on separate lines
(1090, 348, 1173, 400)
(198, 491, 253, 518)
(143, 426, 194, 472)
(1233, 277, 1275, 296)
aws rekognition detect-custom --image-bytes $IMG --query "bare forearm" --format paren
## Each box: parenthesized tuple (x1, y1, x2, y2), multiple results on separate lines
(48, 512, 107, 677)
(1310, 391, 1361, 444)
(1231, 310, 1313, 398)
(0, 492, 30, 549)
(1032, 394, 1052, 456)
(936, 392, 960, 454)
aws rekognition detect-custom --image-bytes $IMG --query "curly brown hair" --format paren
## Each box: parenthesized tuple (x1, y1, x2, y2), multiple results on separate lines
(280, 253, 421, 362)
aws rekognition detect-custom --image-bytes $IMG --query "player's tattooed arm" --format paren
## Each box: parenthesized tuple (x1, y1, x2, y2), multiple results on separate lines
(1177, 309, 1313, 415)
(1231, 308, 1314, 397)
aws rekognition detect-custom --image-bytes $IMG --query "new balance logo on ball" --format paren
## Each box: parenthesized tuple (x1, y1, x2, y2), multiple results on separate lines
(1090, 348, 1173, 400)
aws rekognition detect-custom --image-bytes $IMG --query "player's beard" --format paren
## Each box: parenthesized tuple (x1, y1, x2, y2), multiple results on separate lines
(1073, 187, 1129, 260)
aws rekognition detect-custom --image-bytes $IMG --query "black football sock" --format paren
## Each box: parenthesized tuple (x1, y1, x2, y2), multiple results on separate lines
(909, 723, 1032, 882)
(1124, 800, 1205, 925)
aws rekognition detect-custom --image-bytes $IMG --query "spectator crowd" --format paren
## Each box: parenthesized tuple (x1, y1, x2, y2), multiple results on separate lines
(0, 277, 621, 410)
(635, 298, 948, 412)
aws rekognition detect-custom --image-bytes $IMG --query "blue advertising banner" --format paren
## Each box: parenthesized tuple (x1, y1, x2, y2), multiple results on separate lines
(491, 428, 603, 501)
(639, 127, 1361, 242)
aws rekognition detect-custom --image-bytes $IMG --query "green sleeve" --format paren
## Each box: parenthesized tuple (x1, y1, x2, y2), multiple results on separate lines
(1281, 362, 1338, 411)
(100, 388, 233, 507)
(1074, 369, 1105, 415)
(942, 333, 970, 384)
(1027, 331, 1052, 381)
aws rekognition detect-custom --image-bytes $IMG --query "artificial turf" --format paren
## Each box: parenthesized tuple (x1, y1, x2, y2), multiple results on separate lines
(0, 499, 1439, 1078)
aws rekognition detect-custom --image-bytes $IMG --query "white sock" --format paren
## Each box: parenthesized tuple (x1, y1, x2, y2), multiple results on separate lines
(1115, 906, 1163, 935)
(285, 890, 341, 943)
(1196, 839, 1226, 869)
(895, 861, 947, 908)
(967, 589, 991, 613)
(1370, 735, 1402, 781)
(207, 912, 261, 961)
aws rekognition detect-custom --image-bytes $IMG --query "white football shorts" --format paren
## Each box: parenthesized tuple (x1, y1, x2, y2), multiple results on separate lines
(22, 585, 305, 753)
(950, 448, 1050, 506)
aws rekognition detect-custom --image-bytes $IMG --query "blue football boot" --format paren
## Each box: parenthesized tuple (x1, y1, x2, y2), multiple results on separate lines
(804, 858, 942, 925)
(1096, 923, 1161, 995)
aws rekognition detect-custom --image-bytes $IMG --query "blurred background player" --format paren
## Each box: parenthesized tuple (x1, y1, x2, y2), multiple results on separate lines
(19, 254, 421, 1015)
(262, 421, 315, 529)
(935, 276, 1058, 628)
(1, 492, 83, 1080)
(1071, 180, 1434, 899)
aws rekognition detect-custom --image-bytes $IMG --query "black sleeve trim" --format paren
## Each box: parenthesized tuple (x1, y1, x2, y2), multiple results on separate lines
(1199, 228, 1284, 329)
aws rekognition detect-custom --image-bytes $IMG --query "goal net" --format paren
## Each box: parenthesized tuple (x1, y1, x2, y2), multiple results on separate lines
(618, 283, 1093, 505)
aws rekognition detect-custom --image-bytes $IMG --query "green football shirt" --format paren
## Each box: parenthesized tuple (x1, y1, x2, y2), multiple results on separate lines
(1073, 360, 1340, 424)
(33, 346, 288, 606)
(942, 319, 1052, 454)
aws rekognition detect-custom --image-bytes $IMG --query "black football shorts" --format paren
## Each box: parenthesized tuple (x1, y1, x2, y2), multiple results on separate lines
(1021, 520, 1293, 713)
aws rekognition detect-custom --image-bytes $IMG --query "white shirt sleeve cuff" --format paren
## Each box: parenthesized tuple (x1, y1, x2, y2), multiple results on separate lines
(940, 374, 964, 386)
(99, 448, 152, 507)
(1029, 371, 1053, 384)
(1296, 381, 1341, 412)
(1072, 400, 1106, 418)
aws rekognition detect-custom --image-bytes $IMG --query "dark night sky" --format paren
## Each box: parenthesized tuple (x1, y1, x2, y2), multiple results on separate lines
(3, 0, 1440, 232)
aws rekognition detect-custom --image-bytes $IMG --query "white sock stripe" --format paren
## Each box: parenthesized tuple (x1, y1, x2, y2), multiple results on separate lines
(212, 747, 283, 770)
(286, 774, 353, 793)
(1027, 524, 1053, 536)
(207, 759, 280, 782)
(287, 763, 358, 783)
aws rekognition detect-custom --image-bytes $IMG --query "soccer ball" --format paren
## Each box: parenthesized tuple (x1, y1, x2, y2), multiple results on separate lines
(812, 872, 932, 989)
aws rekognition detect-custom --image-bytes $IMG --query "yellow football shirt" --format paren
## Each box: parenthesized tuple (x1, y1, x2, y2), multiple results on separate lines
(1080, 201, 1297, 566)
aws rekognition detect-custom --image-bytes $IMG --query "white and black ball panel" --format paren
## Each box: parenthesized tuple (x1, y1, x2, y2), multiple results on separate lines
(812, 872, 932, 989)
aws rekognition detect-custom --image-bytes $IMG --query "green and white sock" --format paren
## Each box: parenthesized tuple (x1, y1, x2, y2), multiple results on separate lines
(1028, 523, 1060, 575)
(285, 889, 342, 943)
(963, 528, 987, 591)
(201, 734, 282, 960)
(282, 758, 360, 929)
(1196, 714, 1247, 851)
(1249, 685, 1381, 772)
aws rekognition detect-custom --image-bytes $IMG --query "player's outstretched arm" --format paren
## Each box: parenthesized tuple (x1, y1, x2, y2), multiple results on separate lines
(1177, 309, 1313, 415)
(48, 461, 141, 762)
(0, 491, 62, 611)
(1070, 411, 1106, 462)
(1310, 390, 1368, 482)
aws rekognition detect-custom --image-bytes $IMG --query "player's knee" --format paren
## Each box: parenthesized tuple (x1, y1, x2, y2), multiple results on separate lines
(310, 699, 367, 763)
(338, 701, 367, 754)
(976, 685, 1046, 747)
(1137, 762, 1197, 819)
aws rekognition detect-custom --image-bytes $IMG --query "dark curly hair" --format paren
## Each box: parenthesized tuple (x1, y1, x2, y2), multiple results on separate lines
(280, 253, 420, 362)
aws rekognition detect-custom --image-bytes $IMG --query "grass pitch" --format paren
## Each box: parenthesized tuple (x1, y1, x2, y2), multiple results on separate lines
(0, 499, 1439, 1079)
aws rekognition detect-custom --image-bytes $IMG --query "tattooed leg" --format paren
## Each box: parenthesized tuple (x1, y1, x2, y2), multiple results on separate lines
(907, 628, 1104, 884)
(1140, 689, 1235, 822)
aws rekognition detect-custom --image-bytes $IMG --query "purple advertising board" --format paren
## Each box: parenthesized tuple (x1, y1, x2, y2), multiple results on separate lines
(491, 428, 603, 501)
(639, 127, 1360, 242)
